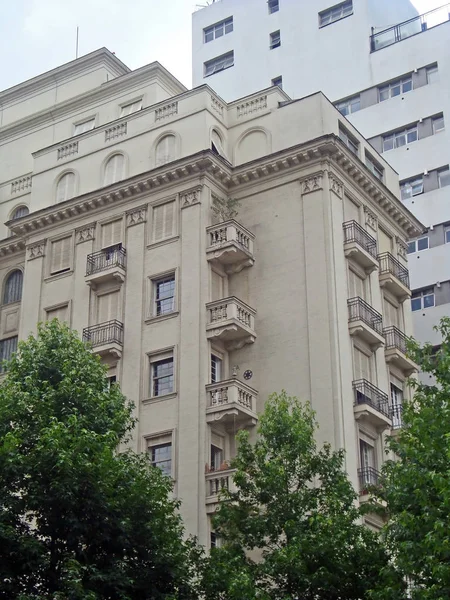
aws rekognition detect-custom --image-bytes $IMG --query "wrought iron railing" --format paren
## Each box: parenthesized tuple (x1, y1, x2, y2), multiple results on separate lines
(378, 252, 410, 288)
(82, 320, 124, 348)
(86, 244, 126, 276)
(391, 403, 403, 429)
(348, 297, 383, 335)
(383, 326, 409, 354)
(343, 220, 377, 259)
(353, 379, 390, 418)
(358, 467, 380, 490)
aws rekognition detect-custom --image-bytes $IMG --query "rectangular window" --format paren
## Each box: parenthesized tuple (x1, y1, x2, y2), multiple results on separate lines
(411, 288, 435, 311)
(149, 442, 172, 476)
(73, 118, 95, 136)
(445, 226, 450, 244)
(335, 95, 360, 116)
(107, 375, 117, 388)
(120, 99, 142, 117)
(46, 304, 68, 323)
(270, 30, 281, 49)
(50, 236, 72, 275)
(153, 275, 175, 316)
(378, 76, 412, 102)
(365, 153, 384, 181)
(271, 76, 282, 89)
(101, 219, 122, 249)
(204, 51, 234, 77)
(400, 176, 423, 200)
(151, 357, 174, 397)
(211, 354, 223, 383)
(382, 125, 418, 152)
(359, 439, 375, 470)
(268, 0, 279, 13)
(204, 17, 233, 43)
(438, 167, 450, 188)
(0, 336, 18, 373)
(407, 236, 429, 254)
(211, 444, 224, 471)
(432, 115, 445, 134)
(427, 65, 439, 84)
(339, 125, 358, 155)
(152, 201, 175, 242)
(97, 291, 119, 324)
(319, 1, 353, 27)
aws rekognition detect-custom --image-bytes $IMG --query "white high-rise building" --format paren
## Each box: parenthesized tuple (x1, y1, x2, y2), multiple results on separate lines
(192, 1, 450, 364)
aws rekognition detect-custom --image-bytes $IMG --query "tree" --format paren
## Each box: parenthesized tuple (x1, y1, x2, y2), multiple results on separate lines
(0, 320, 197, 600)
(377, 317, 450, 599)
(201, 391, 405, 600)
(211, 196, 241, 222)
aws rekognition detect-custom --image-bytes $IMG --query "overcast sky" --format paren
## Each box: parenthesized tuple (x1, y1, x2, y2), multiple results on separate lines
(0, 0, 444, 92)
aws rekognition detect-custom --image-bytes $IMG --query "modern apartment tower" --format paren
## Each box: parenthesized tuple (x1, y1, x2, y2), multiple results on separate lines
(192, 0, 450, 364)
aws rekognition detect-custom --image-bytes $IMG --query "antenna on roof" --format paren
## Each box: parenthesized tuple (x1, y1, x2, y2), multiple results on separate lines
(75, 26, 79, 59)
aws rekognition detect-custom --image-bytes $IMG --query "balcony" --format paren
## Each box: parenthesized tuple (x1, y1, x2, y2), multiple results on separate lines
(206, 297, 256, 350)
(205, 468, 236, 513)
(378, 252, 411, 301)
(85, 244, 126, 288)
(348, 297, 384, 349)
(383, 326, 418, 375)
(343, 221, 378, 273)
(206, 220, 255, 274)
(353, 379, 391, 430)
(82, 320, 124, 358)
(206, 378, 258, 428)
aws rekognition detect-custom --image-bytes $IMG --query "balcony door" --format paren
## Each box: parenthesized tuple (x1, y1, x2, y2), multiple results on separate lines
(97, 291, 120, 325)
(101, 220, 122, 267)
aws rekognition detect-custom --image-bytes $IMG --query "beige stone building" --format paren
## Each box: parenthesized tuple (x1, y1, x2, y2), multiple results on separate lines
(0, 49, 422, 543)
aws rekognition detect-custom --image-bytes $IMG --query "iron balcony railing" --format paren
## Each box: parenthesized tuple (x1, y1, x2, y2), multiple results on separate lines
(348, 297, 383, 335)
(370, 4, 450, 52)
(86, 244, 126, 276)
(383, 326, 409, 355)
(391, 403, 403, 430)
(82, 320, 124, 348)
(353, 379, 390, 418)
(378, 252, 410, 288)
(358, 467, 380, 490)
(343, 220, 377, 259)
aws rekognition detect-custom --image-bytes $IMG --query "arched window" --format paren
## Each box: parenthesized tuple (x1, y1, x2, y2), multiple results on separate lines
(155, 135, 176, 167)
(11, 206, 29, 221)
(103, 154, 125, 186)
(3, 270, 23, 305)
(56, 173, 75, 203)
(211, 129, 227, 159)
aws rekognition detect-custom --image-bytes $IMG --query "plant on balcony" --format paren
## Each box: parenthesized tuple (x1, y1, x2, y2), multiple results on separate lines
(211, 196, 241, 222)
(200, 391, 405, 600)
(0, 320, 198, 600)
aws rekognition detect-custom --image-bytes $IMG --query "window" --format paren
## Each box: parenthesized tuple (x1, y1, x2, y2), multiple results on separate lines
(319, 1, 353, 27)
(154, 276, 175, 316)
(359, 439, 376, 475)
(390, 383, 403, 428)
(379, 76, 412, 102)
(365, 154, 384, 181)
(73, 118, 95, 136)
(50, 236, 72, 275)
(427, 65, 439, 84)
(120, 99, 142, 117)
(438, 167, 450, 188)
(211, 354, 223, 383)
(204, 17, 233, 43)
(56, 172, 75, 203)
(103, 154, 125, 186)
(149, 442, 172, 476)
(432, 115, 445, 134)
(101, 219, 122, 250)
(3, 270, 23, 305)
(270, 30, 281, 49)
(0, 336, 18, 373)
(382, 125, 418, 152)
(155, 135, 176, 167)
(411, 288, 434, 311)
(204, 51, 234, 77)
(151, 357, 174, 397)
(11, 206, 29, 221)
(268, 0, 279, 13)
(339, 125, 358, 155)
(97, 291, 119, 324)
(211, 129, 227, 159)
(210, 532, 221, 548)
(400, 176, 423, 200)
(107, 375, 117, 388)
(152, 201, 175, 242)
(272, 76, 283, 89)
(46, 304, 68, 322)
(407, 236, 429, 254)
(335, 95, 360, 116)
(211, 445, 223, 471)
(445, 226, 450, 244)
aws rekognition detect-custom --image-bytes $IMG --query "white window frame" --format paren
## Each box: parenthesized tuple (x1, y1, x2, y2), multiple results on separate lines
(365, 154, 384, 181)
(319, 1, 353, 27)
(411, 288, 435, 312)
(270, 30, 281, 49)
(378, 76, 413, 102)
(432, 115, 445, 135)
(152, 272, 176, 318)
(204, 51, 234, 77)
(407, 236, 429, 254)
(268, 0, 279, 14)
(147, 348, 176, 400)
(73, 118, 95, 136)
(146, 430, 175, 478)
(120, 98, 143, 117)
(211, 352, 223, 383)
(438, 167, 450, 189)
(400, 176, 424, 200)
(382, 125, 418, 152)
(335, 95, 360, 116)
(426, 65, 439, 84)
(203, 17, 233, 43)
(339, 126, 359, 155)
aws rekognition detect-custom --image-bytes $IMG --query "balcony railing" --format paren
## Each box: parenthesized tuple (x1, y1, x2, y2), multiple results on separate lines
(348, 297, 383, 335)
(206, 220, 255, 271)
(378, 252, 410, 288)
(391, 403, 403, 430)
(370, 4, 450, 52)
(343, 220, 377, 259)
(86, 244, 126, 276)
(206, 379, 258, 426)
(82, 320, 124, 348)
(358, 467, 381, 491)
(383, 326, 408, 354)
(353, 379, 390, 418)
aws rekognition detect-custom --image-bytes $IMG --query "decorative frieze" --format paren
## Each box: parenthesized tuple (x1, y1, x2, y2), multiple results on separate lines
(329, 173, 343, 198)
(126, 205, 147, 227)
(57, 142, 78, 160)
(75, 224, 95, 244)
(105, 122, 127, 142)
(155, 102, 178, 121)
(180, 187, 201, 208)
(211, 96, 224, 117)
(11, 176, 32, 194)
(27, 240, 46, 260)
(300, 173, 323, 195)
(364, 207, 378, 231)
(237, 95, 267, 118)
(396, 237, 408, 260)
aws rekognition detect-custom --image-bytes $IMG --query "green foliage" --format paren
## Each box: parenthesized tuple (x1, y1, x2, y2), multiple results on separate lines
(211, 196, 241, 222)
(377, 317, 450, 600)
(201, 391, 404, 600)
(0, 320, 196, 600)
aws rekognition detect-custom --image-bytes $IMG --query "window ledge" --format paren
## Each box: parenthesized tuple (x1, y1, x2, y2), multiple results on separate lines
(2, 300, 22, 309)
(142, 392, 177, 405)
(147, 235, 179, 251)
(145, 311, 179, 325)
(44, 270, 74, 283)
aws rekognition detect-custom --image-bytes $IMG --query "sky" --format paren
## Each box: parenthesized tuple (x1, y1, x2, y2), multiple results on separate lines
(0, 0, 445, 92)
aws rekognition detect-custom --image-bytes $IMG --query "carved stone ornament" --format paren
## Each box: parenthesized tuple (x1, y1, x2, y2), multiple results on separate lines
(329, 173, 343, 198)
(27, 240, 46, 260)
(396, 237, 408, 260)
(75, 223, 95, 244)
(126, 205, 147, 227)
(180, 187, 201, 208)
(301, 174, 323, 195)
(364, 207, 378, 231)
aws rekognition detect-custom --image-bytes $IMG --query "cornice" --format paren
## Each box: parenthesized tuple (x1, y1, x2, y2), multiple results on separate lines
(0, 237, 26, 257)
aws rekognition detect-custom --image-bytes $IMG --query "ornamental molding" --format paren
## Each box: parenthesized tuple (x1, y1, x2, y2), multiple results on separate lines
(396, 236, 408, 260)
(126, 204, 147, 227)
(329, 173, 343, 198)
(27, 239, 46, 260)
(75, 223, 95, 244)
(180, 186, 202, 209)
(364, 206, 378, 230)
(300, 173, 323, 195)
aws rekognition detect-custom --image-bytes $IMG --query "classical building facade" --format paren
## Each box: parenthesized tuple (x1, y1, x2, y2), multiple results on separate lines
(192, 0, 450, 380)
(0, 49, 422, 543)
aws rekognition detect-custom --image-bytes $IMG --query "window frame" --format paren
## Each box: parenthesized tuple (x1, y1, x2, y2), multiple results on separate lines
(382, 124, 418, 152)
(339, 125, 359, 155)
(426, 65, 439, 84)
(151, 272, 176, 318)
(432, 115, 445, 135)
(10, 206, 29, 221)
(145, 430, 175, 479)
(73, 117, 95, 136)
(365, 153, 384, 181)
(203, 17, 233, 43)
(45, 301, 70, 324)
(335, 95, 360, 116)
(269, 30, 281, 49)
(211, 352, 223, 384)
(268, 0, 279, 14)
(411, 288, 435, 312)
(204, 51, 234, 77)
(146, 348, 176, 400)
(47, 233, 74, 278)
(2, 270, 23, 306)
(319, 1, 353, 28)
(438, 167, 450, 189)
(407, 236, 429, 254)
(445, 226, 450, 244)
(119, 98, 143, 117)
(55, 171, 76, 204)
(0, 336, 18, 373)
(149, 198, 177, 246)
(103, 153, 126, 186)
(400, 175, 424, 200)
(378, 76, 413, 102)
